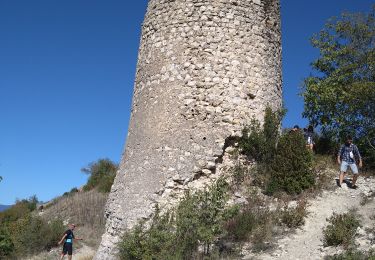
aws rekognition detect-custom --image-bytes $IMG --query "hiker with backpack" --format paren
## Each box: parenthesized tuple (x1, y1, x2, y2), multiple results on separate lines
(337, 135, 363, 189)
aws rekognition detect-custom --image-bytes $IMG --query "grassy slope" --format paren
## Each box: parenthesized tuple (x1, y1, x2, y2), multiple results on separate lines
(40, 190, 108, 248)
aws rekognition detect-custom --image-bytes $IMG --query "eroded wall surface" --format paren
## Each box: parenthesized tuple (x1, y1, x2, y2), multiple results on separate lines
(95, 0, 282, 258)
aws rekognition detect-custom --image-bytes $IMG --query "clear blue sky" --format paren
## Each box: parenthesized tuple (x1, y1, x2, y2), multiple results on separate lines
(0, 0, 373, 205)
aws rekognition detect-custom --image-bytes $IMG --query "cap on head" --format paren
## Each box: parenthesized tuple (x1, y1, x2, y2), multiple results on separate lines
(293, 125, 300, 129)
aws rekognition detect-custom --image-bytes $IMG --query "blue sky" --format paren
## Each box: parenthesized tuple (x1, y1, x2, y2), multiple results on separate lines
(0, 0, 373, 205)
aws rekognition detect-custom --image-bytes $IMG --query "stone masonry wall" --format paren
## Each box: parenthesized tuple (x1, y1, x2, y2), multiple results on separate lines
(95, 0, 282, 258)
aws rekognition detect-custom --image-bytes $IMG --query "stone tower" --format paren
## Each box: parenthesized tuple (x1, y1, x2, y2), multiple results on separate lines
(95, 0, 282, 258)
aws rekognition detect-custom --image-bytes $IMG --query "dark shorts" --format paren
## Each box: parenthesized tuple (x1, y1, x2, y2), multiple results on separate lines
(62, 243, 73, 255)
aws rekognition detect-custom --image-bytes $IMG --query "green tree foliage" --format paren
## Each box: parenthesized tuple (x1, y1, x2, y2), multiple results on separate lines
(81, 158, 118, 193)
(302, 6, 375, 167)
(267, 132, 315, 195)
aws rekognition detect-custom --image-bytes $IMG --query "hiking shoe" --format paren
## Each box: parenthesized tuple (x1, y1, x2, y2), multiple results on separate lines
(351, 185, 358, 189)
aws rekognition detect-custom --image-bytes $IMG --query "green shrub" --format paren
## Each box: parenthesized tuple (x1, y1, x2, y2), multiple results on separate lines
(0, 228, 14, 258)
(119, 212, 176, 260)
(262, 107, 283, 163)
(325, 249, 375, 260)
(239, 107, 282, 164)
(63, 187, 79, 197)
(81, 158, 118, 193)
(0, 196, 38, 224)
(278, 200, 307, 228)
(231, 163, 247, 187)
(323, 210, 361, 248)
(239, 118, 265, 162)
(8, 215, 65, 257)
(223, 192, 277, 252)
(119, 178, 230, 259)
(267, 131, 315, 195)
(224, 211, 258, 242)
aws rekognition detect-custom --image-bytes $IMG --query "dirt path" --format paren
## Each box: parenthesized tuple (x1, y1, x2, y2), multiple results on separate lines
(27, 242, 95, 260)
(244, 177, 375, 260)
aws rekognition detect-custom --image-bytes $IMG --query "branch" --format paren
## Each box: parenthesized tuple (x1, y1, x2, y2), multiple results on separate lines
(366, 136, 375, 151)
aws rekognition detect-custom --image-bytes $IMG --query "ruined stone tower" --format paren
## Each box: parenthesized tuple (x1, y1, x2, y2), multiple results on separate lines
(95, 0, 282, 258)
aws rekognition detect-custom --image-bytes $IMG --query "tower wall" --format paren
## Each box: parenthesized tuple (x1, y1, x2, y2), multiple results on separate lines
(95, 0, 282, 258)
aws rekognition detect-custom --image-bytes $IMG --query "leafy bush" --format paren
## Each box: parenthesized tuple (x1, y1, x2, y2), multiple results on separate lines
(119, 212, 176, 260)
(119, 178, 230, 259)
(223, 192, 277, 252)
(81, 158, 118, 193)
(239, 107, 316, 196)
(231, 162, 247, 187)
(8, 215, 65, 256)
(239, 118, 265, 162)
(239, 107, 282, 164)
(0, 228, 14, 258)
(323, 210, 361, 248)
(267, 131, 315, 195)
(224, 211, 259, 242)
(278, 200, 308, 228)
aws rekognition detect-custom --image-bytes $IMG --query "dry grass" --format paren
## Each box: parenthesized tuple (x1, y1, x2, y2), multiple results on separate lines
(40, 190, 108, 247)
(76, 254, 94, 260)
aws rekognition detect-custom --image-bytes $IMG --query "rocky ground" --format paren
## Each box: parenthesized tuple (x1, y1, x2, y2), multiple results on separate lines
(27, 243, 95, 260)
(244, 175, 375, 260)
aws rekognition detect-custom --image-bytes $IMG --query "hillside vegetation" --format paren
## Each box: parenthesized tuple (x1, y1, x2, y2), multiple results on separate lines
(0, 159, 116, 259)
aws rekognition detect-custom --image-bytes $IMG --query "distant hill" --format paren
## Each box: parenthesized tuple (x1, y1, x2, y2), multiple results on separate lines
(0, 204, 11, 212)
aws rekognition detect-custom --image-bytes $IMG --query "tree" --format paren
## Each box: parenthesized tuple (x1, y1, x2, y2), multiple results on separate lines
(81, 159, 118, 193)
(239, 107, 284, 164)
(302, 6, 375, 165)
(267, 132, 315, 195)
